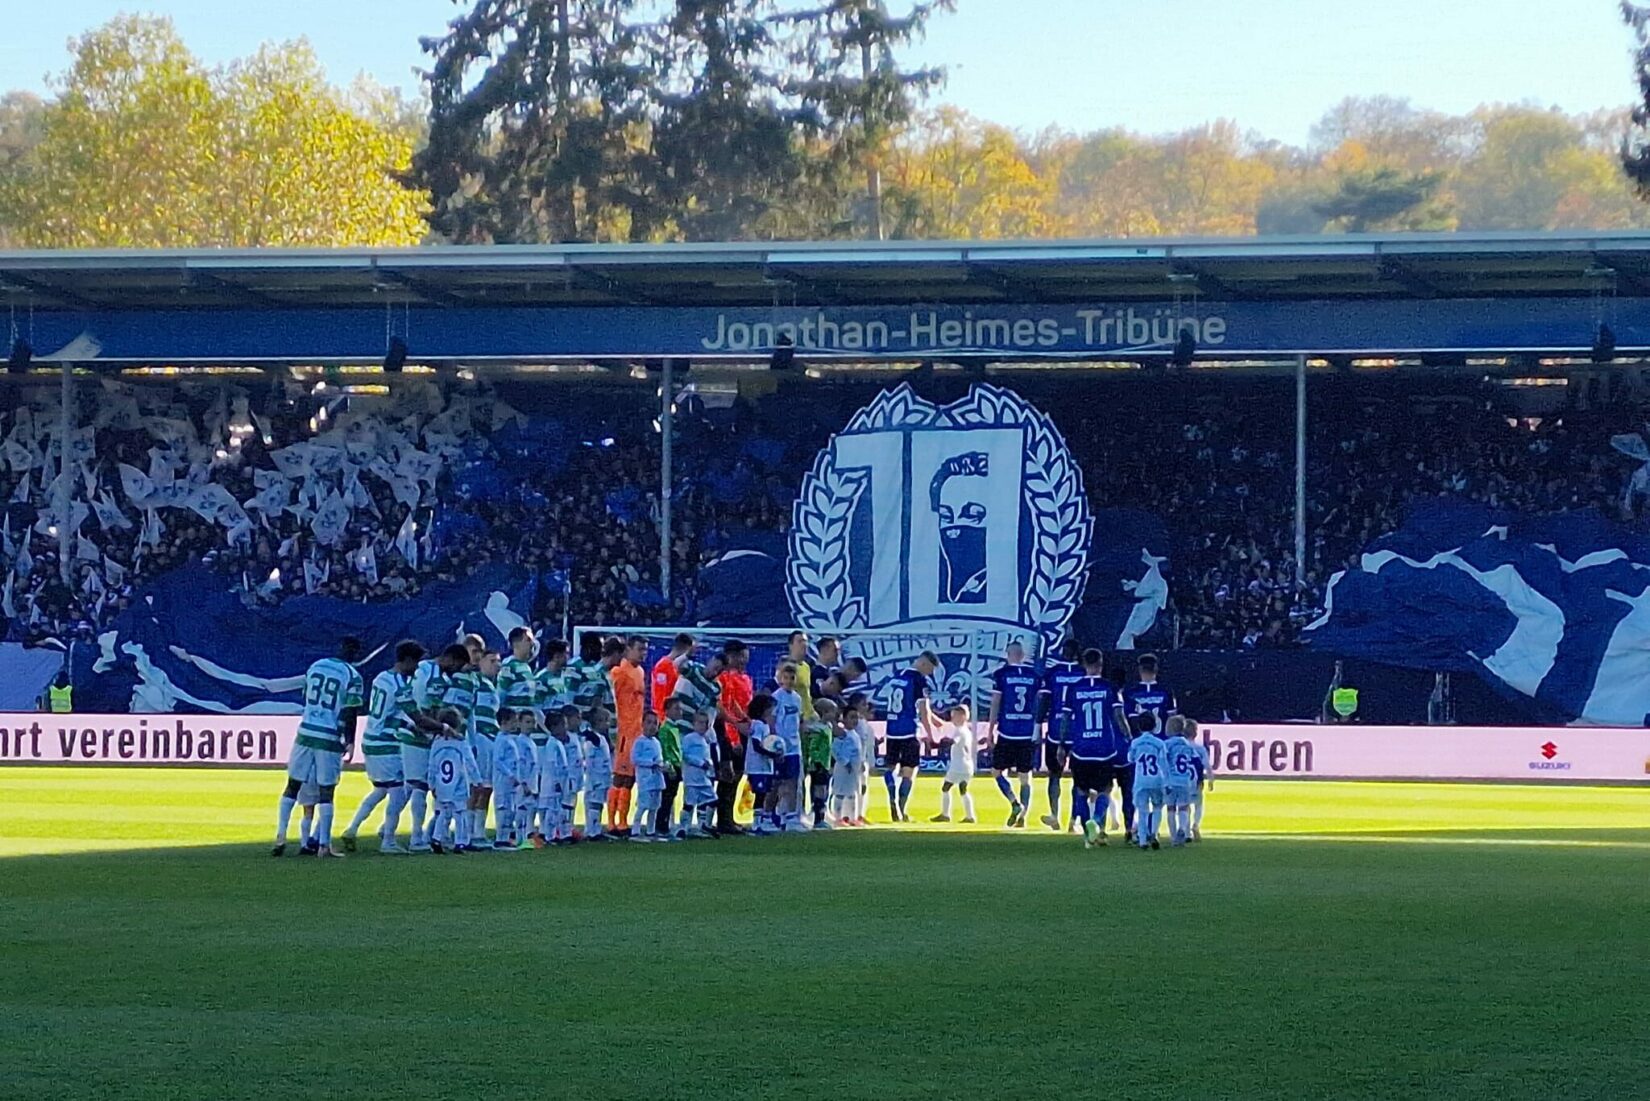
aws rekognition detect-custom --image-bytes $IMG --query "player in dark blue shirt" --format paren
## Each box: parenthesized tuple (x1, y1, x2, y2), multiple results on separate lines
(1038, 639, 1085, 832)
(1065, 648, 1129, 848)
(986, 640, 1042, 828)
(1119, 653, 1177, 842)
(880, 651, 936, 822)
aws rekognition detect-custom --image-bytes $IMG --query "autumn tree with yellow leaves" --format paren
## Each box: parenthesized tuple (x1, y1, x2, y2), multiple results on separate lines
(0, 15, 427, 249)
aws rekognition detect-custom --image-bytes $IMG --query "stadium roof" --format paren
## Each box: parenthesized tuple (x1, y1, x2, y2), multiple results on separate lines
(3, 230, 1650, 311)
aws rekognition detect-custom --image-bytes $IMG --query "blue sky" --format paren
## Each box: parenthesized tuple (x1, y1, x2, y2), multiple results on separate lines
(2, 0, 1641, 145)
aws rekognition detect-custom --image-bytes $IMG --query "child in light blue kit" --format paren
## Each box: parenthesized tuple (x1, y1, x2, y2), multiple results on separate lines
(679, 709, 719, 837)
(829, 708, 863, 826)
(1126, 713, 1168, 850)
(630, 710, 666, 842)
(1161, 715, 1198, 847)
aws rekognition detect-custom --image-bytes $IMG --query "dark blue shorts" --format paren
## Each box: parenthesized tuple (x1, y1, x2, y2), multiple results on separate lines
(993, 738, 1037, 774)
(778, 755, 802, 781)
(748, 774, 774, 796)
(884, 736, 921, 769)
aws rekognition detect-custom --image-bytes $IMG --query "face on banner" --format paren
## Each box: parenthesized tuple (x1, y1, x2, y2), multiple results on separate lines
(788, 385, 1091, 706)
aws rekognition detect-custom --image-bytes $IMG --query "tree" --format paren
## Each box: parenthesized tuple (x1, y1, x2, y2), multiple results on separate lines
(1313, 162, 1453, 233)
(1455, 107, 1592, 230)
(412, 0, 648, 244)
(0, 92, 46, 246)
(1309, 96, 1464, 175)
(0, 16, 426, 248)
(882, 108, 1057, 239)
(412, 0, 950, 243)
(1622, 1, 1650, 195)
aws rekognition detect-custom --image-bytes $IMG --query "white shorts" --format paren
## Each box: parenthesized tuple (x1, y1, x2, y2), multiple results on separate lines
(493, 788, 515, 817)
(1162, 783, 1193, 805)
(830, 768, 858, 799)
(636, 787, 663, 812)
(943, 762, 974, 785)
(1134, 784, 1163, 809)
(469, 736, 495, 782)
(400, 744, 431, 788)
(684, 783, 715, 807)
(286, 744, 341, 787)
(297, 780, 320, 805)
(363, 748, 404, 785)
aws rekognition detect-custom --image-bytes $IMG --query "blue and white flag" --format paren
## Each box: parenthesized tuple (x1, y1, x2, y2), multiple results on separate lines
(1307, 501, 1650, 726)
(393, 510, 418, 569)
(79, 561, 543, 714)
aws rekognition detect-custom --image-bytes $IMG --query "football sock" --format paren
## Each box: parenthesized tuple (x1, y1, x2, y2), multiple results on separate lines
(317, 803, 334, 848)
(346, 788, 387, 837)
(883, 770, 898, 810)
(408, 789, 427, 843)
(455, 811, 470, 849)
(275, 795, 296, 845)
(961, 792, 976, 819)
(381, 787, 408, 843)
(897, 778, 913, 815)
(939, 789, 952, 817)
(995, 774, 1016, 804)
(299, 812, 313, 847)
(1072, 789, 1090, 825)
(1017, 779, 1032, 813)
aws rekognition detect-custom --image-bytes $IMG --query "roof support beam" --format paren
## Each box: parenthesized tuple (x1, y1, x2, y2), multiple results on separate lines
(0, 274, 99, 311)
(1379, 260, 1444, 297)
(373, 268, 464, 308)
(189, 271, 284, 308)
(566, 266, 659, 305)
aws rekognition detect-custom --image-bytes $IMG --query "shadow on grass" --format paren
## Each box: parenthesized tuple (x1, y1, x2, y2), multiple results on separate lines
(5, 821, 1650, 873)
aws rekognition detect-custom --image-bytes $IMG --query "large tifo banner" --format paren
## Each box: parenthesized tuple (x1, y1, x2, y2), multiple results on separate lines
(80, 562, 542, 714)
(1307, 502, 1650, 727)
(782, 384, 1166, 707)
(1203, 724, 1650, 783)
(0, 713, 297, 765)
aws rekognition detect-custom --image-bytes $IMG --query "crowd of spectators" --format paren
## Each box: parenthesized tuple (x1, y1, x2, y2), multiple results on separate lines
(0, 369, 1637, 652)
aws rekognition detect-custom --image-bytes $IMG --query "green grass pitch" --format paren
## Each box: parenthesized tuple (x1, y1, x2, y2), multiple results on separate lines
(1, 768, 1646, 1100)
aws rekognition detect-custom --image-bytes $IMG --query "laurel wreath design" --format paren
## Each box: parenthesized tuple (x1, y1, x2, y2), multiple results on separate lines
(787, 383, 1092, 646)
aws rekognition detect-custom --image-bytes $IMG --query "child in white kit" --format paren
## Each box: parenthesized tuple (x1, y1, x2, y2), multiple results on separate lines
(845, 697, 875, 826)
(428, 708, 479, 854)
(829, 709, 863, 826)
(931, 703, 977, 824)
(630, 711, 666, 841)
(513, 711, 540, 845)
(536, 712, 571, 845)
(679, 709, 718, 837)
(559, 704, 585, 840)
(581, 708, 615, 840)
(489, 708, 525, 850)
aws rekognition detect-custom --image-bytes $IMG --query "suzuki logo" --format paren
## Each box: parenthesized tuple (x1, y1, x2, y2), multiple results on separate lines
(1540, 741, 1559, 760)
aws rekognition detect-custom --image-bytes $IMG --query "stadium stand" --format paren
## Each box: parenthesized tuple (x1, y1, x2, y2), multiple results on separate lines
(2, 368, 1636, 659)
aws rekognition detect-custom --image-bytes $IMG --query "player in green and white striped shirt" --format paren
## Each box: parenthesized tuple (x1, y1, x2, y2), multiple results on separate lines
(274, 637, 366, 857)
(340, 640, 425, 853)
(498, 627, 542, 718)
(405, 643, 469, 852)
(468, 649, 503, 845)
(537, 638, 571, 721)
